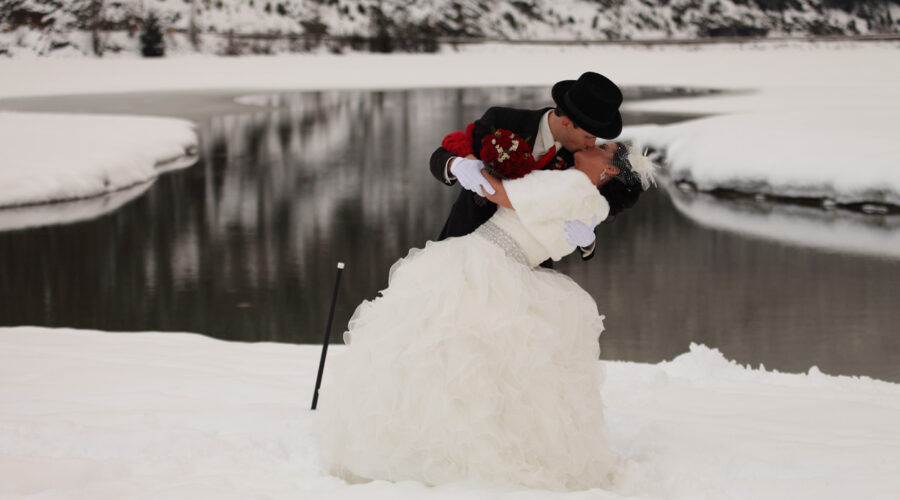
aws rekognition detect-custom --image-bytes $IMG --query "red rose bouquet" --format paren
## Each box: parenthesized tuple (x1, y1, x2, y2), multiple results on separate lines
(440, 124, 566, 180)
(479, 129, 537, 180)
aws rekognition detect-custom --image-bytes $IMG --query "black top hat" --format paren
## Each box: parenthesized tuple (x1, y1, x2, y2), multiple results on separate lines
(551, 72, 623, 139)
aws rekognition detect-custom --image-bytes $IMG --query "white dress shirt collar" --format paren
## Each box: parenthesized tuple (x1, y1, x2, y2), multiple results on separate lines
(533, 109, 561, 159)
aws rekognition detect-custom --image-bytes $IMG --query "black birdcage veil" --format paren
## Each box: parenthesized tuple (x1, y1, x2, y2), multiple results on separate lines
(610, 143, 640, 189)
(610, 143, 656, 191)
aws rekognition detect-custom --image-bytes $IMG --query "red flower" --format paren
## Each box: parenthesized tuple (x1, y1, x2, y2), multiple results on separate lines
(442, 125, 567, 179)
(548, 155, 568, 170)
(479, 129, 538, 180)
(441, 123, 475, 158)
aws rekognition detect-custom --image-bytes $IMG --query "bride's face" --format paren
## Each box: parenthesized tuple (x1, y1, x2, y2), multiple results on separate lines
(574, 142, 621, 186)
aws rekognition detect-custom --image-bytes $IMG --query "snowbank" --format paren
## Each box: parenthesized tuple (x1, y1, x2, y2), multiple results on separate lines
(623, 108, 900, 206)
(1, 327, 898, 499)
(0, 112, 197, 209)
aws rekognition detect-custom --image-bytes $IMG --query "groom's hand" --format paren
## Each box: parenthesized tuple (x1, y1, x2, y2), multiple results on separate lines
(450, 157, 496, 196)
(564, 217, 599, 247)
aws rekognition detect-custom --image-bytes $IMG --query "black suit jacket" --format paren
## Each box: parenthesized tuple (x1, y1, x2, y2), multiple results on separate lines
(429, 106, 593, 261)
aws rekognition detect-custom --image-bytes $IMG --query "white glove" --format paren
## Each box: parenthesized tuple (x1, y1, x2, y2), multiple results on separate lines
(564, 216, 599, 247)
(449, 157, 496, 196)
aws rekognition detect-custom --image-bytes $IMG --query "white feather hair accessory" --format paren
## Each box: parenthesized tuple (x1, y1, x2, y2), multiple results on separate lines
(626, 147, 657, 191)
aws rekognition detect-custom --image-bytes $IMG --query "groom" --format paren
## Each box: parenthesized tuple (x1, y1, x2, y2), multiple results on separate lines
(429, 71, 625, 261)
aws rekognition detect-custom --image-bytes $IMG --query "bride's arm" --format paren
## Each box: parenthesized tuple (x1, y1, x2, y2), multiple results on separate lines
(481, 170, 512, 209)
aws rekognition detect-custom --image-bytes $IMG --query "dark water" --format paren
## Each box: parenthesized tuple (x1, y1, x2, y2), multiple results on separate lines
(1, 87, 898, 382)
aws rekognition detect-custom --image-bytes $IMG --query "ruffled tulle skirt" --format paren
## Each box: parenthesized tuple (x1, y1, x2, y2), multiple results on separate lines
(317, 234, 614, 491)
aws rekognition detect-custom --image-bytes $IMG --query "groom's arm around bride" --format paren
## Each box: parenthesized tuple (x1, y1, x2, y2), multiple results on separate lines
(429, 106, 563, 242)
(427, 72, 629, 262)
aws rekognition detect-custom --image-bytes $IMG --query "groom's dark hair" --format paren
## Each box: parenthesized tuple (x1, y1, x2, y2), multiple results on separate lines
(553, 108, 583, 130)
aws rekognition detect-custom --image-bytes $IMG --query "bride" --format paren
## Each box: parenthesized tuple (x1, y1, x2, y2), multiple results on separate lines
(317, 142, 655, 491)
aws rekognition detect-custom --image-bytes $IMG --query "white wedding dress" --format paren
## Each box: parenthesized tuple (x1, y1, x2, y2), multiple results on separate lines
(318, 169, 615, 491)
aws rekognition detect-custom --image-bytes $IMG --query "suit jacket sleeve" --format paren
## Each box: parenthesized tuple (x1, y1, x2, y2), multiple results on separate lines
(429, 107, 503, 185)
(429, 147, 456, 185)
(580, 242, 596, 261)
(471, 107, 501, 154)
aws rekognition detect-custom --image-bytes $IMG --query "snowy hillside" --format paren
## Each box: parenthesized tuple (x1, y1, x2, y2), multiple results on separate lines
(1, 0, 898, 57)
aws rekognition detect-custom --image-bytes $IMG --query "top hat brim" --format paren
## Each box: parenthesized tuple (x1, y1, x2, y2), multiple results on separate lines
(552, 80, 623, 140)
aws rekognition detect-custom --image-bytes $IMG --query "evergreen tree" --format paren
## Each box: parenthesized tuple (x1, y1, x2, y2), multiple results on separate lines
(140, 11, 165, 57)
(369, 2, 394, 53)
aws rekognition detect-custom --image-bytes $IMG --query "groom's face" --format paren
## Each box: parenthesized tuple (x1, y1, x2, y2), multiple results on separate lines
(559, 119, 598, 153)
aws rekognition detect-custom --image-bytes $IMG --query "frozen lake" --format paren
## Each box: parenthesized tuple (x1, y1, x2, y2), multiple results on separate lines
(1, 86, 898, 382)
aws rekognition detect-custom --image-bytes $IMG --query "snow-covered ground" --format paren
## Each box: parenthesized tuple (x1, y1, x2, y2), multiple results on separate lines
(0, 41, 898, 211)
(2, 327, 898, 499)
(0, 112, 196, 210)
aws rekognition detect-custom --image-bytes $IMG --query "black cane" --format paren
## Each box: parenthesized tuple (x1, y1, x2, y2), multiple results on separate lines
(311, 262, 344, 410)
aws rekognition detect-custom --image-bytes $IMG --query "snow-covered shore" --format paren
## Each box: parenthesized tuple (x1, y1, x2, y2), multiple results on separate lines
(663, 178, 900, 259)
(2, 327, 898, 499)
(0, 112, 197, 210)
(0, 41, 898, 210)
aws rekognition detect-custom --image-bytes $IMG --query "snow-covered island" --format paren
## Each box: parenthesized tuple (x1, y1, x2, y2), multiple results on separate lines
(0, 112, 197, 210)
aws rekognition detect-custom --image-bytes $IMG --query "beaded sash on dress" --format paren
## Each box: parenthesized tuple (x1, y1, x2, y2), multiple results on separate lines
(474, 221, 529, 267)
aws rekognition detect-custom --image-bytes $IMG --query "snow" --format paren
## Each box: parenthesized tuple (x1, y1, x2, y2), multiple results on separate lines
(0, 42, 898, 210)
(623, 107, 900, 205)
(0, 112, 197, 210)
(1, 327, 898, 499)
(2, 0, 895, 58)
